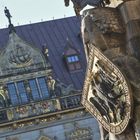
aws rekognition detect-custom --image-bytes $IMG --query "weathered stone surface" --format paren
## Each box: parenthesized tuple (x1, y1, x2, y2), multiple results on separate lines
(81, 0, 140, 139)
(119, 0, 140, 24)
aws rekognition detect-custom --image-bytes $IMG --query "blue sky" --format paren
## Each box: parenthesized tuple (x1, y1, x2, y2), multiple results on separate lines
(0, 0, 75, 28)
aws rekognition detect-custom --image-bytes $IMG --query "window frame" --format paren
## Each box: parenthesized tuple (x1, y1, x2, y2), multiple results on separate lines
(7, 76, 50, 106)
(16, 81, 29, 104)
(7, 83, 19, 106)
(65, 55, 82, 71)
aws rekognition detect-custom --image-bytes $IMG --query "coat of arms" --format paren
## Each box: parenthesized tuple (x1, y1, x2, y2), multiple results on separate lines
(82, 46, 132, 134)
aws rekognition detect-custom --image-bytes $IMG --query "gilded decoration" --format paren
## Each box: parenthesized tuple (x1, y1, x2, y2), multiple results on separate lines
(0, 86, 9, 108)
(47, 76, 81, 96)
(66, 122, 92, 140)
(82, 46, 132, 134)
(6, 99, 61, 121)
(0, 71, 81, 126)
(0, 10, 82, 130)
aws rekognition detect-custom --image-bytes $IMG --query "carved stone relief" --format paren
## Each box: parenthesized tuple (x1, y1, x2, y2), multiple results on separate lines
(66, 122, 92, 140)
(82, 46, 132, 134)
(0, 32, 47, 76)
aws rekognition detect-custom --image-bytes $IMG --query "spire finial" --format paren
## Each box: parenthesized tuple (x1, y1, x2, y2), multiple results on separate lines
(4, 7, 16, 34)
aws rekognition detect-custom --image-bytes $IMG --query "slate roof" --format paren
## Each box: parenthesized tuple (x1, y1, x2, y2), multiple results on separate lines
(0, 16, 87, 90)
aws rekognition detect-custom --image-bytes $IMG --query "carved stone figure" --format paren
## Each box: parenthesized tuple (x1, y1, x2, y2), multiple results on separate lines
(0, 86, 9, 107)
(4, 7, 12, 25)
(64, 0, 110, 16)
(47, 76, 56, 91)
(9, 46, 32, 66)
(66, 122, 92, 140)
(47, 76, 81, 97)
(80, 0, 140, 139)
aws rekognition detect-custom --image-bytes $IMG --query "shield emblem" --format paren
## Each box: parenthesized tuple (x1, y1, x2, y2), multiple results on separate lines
(82, 46, 133, 134)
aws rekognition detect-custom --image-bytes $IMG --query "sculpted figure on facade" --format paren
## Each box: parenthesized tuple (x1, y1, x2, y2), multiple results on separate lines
(4, 7, 12, 25)
(64, 0, 140, 139)
(47, 76, 56, 95)
(49, 78, 81, 96)
(64, 0, 110, 16)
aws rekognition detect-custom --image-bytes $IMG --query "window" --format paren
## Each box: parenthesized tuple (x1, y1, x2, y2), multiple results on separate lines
(66, 56, 81, 71)
(66, 55, 81, 71)
(7, 83, 19, 105)
(63, 42, 82, 72)
(38, 77, 49, 99)
(29, 79, 40, 101)
(67, 55, 79, 63)
(7, 76, 50, 106)
(17, 81, 28, 104)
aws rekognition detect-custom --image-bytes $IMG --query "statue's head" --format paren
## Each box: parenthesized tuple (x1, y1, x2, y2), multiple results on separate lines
(73, 2, 81, 16)
(64, 0, 70, 7)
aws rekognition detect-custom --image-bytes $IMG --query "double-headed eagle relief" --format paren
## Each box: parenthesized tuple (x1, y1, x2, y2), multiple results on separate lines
(82, 47, 132, 134)
(64, 0, 110, 15)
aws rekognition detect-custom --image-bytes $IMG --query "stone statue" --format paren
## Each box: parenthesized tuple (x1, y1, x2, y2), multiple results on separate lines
(4, 7, 12, 25)
(4, 7, 16, 33)
(47, 76, 56, 96)
(64, 0, 110, 16)
(47, 76, 81, 97)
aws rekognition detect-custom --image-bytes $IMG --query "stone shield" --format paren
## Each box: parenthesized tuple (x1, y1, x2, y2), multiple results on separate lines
(82, 46, 133, 134)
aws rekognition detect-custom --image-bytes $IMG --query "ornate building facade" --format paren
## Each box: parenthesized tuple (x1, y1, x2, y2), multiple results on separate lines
(0, 15, 100, 140)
